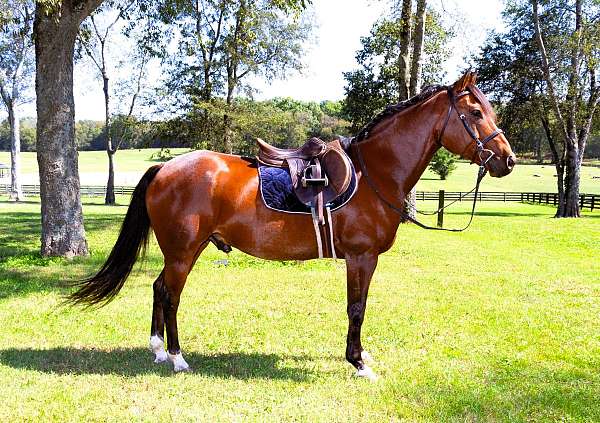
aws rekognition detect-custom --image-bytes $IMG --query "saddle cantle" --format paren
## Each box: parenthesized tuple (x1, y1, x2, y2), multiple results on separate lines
(256, 137, 354, 259)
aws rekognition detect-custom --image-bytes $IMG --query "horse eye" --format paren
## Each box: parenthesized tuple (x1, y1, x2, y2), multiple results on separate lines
(471, 109, 483, 119)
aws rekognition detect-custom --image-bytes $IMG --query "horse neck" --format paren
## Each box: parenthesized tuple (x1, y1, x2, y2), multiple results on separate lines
(357, 96, 444, 200)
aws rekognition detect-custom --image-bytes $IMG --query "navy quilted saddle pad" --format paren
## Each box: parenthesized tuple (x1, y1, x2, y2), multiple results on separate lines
(258, 164, 357, 214)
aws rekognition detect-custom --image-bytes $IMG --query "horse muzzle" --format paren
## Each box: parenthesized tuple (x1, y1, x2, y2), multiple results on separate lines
(487, 154, 516, 177)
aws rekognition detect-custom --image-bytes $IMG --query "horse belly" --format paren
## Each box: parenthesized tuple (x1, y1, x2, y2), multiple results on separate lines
(219, 204, 322, 261)
(215, 170, 321, 260)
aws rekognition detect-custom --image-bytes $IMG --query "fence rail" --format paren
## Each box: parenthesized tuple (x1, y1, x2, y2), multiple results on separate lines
(415, 190, 597, 211)
(0, 184, 597, 211)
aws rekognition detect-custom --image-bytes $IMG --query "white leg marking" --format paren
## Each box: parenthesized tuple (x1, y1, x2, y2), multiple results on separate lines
(361, 350, 374, 363)
(356, 364, 379, 381)
(168, 352, 191, 372)
(149, 335, 168, 364)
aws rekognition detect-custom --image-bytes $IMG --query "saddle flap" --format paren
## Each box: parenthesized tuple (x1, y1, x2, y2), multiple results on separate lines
(320, 140, 352, 196)
(291, 140, 352, 206)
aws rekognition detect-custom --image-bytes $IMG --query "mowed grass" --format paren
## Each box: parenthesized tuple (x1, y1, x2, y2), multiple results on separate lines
(0, 148, 191, 175)
(0, 197, 599, 421)
(1, 148, 599, 193)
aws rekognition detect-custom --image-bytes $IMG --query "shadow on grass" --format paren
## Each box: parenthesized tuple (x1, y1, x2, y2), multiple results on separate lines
(0, 347, 314, 381)
(0, 211, 124, 300)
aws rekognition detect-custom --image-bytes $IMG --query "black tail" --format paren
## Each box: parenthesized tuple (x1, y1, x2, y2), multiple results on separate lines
(68, 164, 163, 307)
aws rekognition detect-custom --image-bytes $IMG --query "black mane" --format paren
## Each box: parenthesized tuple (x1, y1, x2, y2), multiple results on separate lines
(354, 85, 448, 143)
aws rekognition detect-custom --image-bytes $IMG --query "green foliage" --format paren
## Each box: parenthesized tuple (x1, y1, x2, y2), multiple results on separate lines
(428, 149, 457, 180)
(0, 118, 35, 151)
(475, 0, 600, 158)
(149, 147, 174, 161)
(161, 97, 351, 155)
(342, 8, 453, 131)
(74, 120, 104, 150)
(141, 0, 311, 107)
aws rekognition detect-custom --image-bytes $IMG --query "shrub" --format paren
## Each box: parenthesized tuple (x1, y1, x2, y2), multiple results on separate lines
(429, 149, 457, 180)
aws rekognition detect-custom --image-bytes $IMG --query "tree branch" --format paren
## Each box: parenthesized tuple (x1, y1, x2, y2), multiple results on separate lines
(532, 0, 571, 142)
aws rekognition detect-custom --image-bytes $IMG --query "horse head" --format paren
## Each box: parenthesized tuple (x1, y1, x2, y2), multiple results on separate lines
(440, 71, 516, 177)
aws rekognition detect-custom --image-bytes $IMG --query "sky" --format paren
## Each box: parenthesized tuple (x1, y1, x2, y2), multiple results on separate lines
(14, 0, 506, 121)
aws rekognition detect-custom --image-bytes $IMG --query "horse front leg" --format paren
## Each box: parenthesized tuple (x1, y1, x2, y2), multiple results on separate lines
(345, 253, 379, 380)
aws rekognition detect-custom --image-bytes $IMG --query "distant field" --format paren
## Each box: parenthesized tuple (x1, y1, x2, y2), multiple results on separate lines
(0, 148, 191, 175)
(1, 148, 599, 193)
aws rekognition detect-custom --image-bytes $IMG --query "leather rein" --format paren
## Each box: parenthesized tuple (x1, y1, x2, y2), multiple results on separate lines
(352, 87, 504, 232)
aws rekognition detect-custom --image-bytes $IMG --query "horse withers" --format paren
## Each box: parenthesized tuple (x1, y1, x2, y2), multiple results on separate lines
(69, 71, 515, 380)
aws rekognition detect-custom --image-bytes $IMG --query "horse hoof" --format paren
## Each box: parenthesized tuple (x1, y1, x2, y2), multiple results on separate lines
(153, 351, 168, 364)
(356, 364, 379, 381)
(174, 365, 192, 373)
(168, 352, 191, 373)
(361, 350, 374, 363)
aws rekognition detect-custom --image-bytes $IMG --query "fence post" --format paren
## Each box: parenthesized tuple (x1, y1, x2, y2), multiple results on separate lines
(437, 190, 444, 228)
(580, 194, 585, 209)
(592, 195, 595, 212)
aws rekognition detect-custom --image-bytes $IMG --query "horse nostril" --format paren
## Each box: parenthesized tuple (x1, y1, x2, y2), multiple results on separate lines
(506, 155, 516, 169)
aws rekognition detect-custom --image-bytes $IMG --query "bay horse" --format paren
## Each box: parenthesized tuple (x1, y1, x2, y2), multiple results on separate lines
(70, 71, 516, 380)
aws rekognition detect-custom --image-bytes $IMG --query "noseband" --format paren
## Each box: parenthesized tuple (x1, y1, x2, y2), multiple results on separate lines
(437, 88, 504, 169)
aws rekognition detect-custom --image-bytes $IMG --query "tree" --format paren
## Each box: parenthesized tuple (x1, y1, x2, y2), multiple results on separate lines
(35, 0, 105, 257)
(531, 0, 600, 217)
(344, 0, 448, 219)
(475, 12, 551, 161)
(78, 0, 145, 204)
(343, 4, 452, 130)
(0, 0, 34, 201)
(144, 0, 310, 153)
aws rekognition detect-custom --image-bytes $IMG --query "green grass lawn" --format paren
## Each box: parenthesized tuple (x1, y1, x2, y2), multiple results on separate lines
(0, 197, 598, 421)
(0, 148, 191, 175)
(1, 148, 599, 193)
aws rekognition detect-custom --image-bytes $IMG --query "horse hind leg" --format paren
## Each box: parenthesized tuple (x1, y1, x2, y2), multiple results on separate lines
(149, 270, 168, 364)
(162, 241, 209, 372)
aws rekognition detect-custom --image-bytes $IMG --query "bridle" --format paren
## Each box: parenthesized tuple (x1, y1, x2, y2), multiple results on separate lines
(353, 86, 505, 232)
(438, 87, 504, 169)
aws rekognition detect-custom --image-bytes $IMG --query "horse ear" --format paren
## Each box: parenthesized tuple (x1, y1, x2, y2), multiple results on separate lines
(452, 70, 477, 93)
(469, 71, 478, 85)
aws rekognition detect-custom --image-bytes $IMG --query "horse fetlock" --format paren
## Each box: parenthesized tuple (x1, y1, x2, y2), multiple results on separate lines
(356, 364, 379, 382)
(168, 352, 191, 372)
(149, 335, 168, 363)
(361, 350, 374, 363)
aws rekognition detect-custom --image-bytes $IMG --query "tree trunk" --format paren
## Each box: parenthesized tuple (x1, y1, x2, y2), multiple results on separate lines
(223, 85, 234, 154)
(8, 103, 23, 201)
(397, 0, 412, 102)
(562, 143, 580, 217)
(532, 0, 581, 218)
(34, 5, 88, 257)
(103, 73, 115, 205)
(409, 0, 426, 98)
(535, 136, 542, 164)
(541, 115, 565, 217)
(106, 149, 115, 203)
